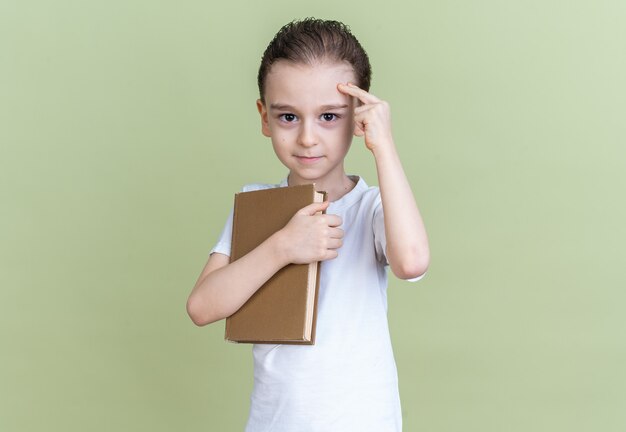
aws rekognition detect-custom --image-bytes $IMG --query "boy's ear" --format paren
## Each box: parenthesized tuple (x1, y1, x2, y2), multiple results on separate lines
(256, 99, 271, 137)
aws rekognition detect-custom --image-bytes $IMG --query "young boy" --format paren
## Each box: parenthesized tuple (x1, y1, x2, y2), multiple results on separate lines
(187, 18, 430, 431)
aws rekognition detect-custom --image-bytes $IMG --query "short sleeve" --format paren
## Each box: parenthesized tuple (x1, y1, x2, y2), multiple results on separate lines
(209, 206, 234, 257)
(373, 196, 427, 283)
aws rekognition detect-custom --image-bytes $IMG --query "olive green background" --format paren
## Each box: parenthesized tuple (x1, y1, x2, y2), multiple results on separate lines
(2, 0, 624, 431)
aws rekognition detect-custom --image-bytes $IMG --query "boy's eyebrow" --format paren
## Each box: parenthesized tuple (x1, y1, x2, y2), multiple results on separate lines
(319, 104, 349, 111)
(269, 103, 349, 111)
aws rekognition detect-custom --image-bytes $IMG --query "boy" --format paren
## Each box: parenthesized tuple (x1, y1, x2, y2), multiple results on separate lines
(187, 18, 430, 431)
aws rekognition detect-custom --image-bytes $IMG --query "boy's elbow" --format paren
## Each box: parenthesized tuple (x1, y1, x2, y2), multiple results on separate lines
(394, 263, 428, 280)
(391, 252, 429, 281)
(186, 296, 220, 327)
(186, 297, 208, 326)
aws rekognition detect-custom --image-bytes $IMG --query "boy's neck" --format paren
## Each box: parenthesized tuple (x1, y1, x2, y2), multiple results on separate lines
(287, 172, 357, 202)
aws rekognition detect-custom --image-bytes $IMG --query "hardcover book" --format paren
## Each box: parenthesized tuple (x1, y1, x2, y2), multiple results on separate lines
(225, 183, 327, 344)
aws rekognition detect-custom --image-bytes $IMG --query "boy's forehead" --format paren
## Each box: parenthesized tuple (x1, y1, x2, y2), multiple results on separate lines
(264, 60, 356, 106)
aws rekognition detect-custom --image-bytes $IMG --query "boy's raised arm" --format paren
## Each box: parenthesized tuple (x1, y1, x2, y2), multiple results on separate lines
(338, 83, 430, 280)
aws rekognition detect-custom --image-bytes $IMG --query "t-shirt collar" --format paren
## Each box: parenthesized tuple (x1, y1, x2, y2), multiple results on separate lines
(278, 174, 368, 211)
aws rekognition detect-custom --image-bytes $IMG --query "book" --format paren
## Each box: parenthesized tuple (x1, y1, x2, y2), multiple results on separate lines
(225, 183, 327, 344)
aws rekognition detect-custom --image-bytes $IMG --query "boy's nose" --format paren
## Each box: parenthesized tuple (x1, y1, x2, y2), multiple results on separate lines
(297, 122, 317, 147)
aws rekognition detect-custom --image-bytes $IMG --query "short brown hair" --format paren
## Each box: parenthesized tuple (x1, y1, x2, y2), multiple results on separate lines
(257, 18, 372, 103)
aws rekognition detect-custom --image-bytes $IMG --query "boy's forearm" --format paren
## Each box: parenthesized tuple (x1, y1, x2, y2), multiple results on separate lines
(188, 232, 289, 326)
(373, 143, 430, 279)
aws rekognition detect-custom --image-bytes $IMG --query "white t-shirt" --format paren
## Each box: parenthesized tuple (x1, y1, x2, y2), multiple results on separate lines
(210, 175, 425, 432)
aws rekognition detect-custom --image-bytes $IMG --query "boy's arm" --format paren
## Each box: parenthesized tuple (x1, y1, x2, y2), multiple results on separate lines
(186, 233, 288, 326)
(373, 146, 430, 279)
(187, 200, 343, 326)
(338, 83, 430, 280)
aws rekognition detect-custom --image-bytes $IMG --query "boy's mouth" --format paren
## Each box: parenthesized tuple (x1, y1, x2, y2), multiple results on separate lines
(295, 155, 323, 164)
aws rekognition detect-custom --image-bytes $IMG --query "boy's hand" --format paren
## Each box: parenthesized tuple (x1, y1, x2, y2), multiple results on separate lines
(274, 201, 344, 265)
(337, 82, 395, 155)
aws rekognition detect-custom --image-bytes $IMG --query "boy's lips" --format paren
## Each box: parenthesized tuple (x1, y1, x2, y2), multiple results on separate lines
(295, 155, 323, 164)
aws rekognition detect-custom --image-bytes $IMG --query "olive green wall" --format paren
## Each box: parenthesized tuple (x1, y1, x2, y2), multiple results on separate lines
(2, 0, 624, 431)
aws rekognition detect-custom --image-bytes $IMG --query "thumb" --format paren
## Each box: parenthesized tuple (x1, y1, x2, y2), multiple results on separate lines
(297, 200, 330, 216)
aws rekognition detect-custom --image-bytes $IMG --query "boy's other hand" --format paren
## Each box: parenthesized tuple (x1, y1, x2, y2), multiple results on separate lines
(274, 201, 344, 265)
(337, 82, 394, 155)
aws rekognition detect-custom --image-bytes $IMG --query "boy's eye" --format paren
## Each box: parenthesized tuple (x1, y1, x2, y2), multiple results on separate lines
(321, 113, 338, 122)
(280, 114, 297, 122)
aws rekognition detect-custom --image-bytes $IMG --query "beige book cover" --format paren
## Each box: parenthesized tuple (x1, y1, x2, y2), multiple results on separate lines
(225, 183, 327, 344)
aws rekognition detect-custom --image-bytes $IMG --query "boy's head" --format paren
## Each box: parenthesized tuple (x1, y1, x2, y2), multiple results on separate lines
(255, 18, 372, 188)
(257, 18, 371, 104)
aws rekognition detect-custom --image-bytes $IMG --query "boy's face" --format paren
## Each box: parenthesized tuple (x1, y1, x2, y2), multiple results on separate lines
(256, 60, 358, 188)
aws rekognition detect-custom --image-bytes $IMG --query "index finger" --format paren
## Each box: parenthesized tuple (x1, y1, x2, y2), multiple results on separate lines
(337, 82, 381, 105)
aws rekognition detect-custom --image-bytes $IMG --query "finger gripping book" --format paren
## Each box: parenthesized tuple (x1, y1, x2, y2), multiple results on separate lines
(225, 183, 327, 344)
